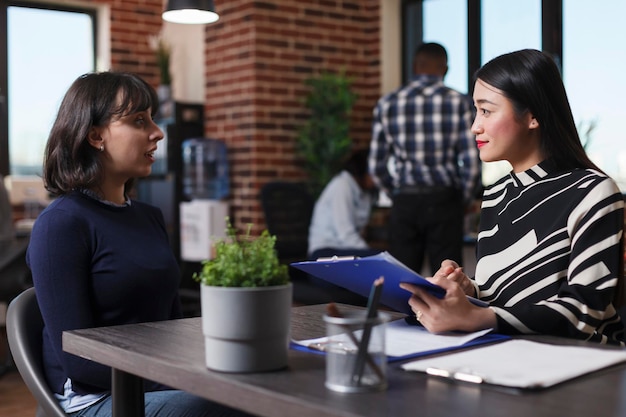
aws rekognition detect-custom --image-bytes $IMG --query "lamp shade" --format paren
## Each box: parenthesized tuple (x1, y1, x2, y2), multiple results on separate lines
(162, 0, 219, 25)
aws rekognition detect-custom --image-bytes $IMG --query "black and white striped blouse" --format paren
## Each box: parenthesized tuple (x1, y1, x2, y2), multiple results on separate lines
(475, 159, 625, 345)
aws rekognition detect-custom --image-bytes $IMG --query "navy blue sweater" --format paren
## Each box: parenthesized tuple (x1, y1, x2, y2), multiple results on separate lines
(27, 191, 182, 395)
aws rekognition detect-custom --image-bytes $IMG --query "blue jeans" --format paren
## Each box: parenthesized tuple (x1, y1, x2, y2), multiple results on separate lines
(72, 390, 253, 417)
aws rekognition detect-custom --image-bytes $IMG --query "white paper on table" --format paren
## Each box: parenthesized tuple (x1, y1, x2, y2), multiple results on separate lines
(293, 318, 493, 358)
(402, 339, 626, 388)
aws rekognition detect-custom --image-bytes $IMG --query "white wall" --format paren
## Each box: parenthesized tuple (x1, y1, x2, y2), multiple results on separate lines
(162, 23, 205, 103)
(380, 0, 402, 95)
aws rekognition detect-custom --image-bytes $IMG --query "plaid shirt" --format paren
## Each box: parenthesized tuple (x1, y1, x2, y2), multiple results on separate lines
(369, 75, 481, 205)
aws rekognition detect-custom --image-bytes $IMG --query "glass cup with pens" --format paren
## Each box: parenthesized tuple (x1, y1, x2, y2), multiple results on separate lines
(323, 278, 390, 393)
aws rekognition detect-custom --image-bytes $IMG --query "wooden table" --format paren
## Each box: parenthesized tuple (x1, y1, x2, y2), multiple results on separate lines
(63, 304, 626, 417)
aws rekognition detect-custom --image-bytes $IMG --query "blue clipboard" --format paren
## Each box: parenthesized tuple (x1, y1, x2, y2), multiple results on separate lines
(290, 251, 487, 316)
(290, 330, 510, 363)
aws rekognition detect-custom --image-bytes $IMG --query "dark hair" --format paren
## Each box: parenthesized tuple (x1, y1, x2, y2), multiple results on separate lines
(43, 71, 159, 196)
(474, 49, 601, 173)
(415, 42, 448, 62)
(344, 149, 370, 180)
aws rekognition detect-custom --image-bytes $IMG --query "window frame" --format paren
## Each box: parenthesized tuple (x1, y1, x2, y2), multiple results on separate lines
(0, 0, 100, 176)
(401, 0, 562, 95)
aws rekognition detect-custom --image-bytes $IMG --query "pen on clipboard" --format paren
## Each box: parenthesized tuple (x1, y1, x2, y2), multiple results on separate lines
(399, 279, 489, 309)
(467, 296, 489, 308)
(405, 296, 489, 326)
(352, 276, 384, 384)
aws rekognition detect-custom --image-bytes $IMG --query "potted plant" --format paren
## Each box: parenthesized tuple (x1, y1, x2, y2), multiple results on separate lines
(193, 218, 292, 373)
(295, 70, 358, 198)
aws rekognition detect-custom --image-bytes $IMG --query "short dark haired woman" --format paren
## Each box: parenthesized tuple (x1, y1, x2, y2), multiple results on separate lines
(29, 71, 252, 416)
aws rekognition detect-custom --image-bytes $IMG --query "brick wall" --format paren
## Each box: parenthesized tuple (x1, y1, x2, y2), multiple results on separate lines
(97, 0, 381, 236)
(204, 0, 381, 234)
(96, 0, 164, 85)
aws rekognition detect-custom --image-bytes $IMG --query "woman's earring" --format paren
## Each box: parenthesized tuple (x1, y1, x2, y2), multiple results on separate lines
(99, 144, 104, 152)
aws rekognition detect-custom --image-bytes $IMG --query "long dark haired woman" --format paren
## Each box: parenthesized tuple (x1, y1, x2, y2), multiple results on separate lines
(401, 50, 625, 345)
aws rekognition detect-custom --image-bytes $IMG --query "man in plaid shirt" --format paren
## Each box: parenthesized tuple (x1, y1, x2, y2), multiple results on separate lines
(368, 42, 481, 275)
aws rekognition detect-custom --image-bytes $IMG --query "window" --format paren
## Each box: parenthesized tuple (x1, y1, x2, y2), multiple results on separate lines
(400, 1, 626, 190)
(2, 2, 97, 175)
(423, 0, 468, 94)
(479, 0, 541, 185)
(563, 0, 626, 190)
(481, 0, 541, 65)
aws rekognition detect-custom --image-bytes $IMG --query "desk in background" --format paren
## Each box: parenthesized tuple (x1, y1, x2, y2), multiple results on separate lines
(63, 304, 626, 417)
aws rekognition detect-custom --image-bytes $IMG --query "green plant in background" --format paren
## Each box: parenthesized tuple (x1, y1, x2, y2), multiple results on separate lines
(148, 31, 172, 86)
(193, 218, 289, 287)
(296, 70, 358, 198)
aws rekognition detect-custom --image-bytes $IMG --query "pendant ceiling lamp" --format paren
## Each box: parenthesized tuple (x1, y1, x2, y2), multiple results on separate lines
(162, 0, 219, 25)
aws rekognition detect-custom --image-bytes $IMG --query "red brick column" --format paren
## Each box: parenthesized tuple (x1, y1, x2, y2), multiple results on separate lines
(101, 0, 164, 85)
(100, 0, 382, 236)
(204, 0, 381, 234)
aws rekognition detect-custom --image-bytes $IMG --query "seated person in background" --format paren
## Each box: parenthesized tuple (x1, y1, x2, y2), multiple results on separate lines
(308, 149, 381, 259)
(27, 71, 252, 417)
(401, 49, 625, 345)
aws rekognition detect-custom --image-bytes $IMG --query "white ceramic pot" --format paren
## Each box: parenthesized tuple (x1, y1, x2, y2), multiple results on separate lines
(200, 283, 292, 373)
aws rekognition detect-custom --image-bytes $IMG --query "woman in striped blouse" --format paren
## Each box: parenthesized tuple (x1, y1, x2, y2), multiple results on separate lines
(400, 49, 625, 345)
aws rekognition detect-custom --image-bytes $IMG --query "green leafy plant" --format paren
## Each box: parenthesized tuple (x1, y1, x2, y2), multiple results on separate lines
(193, 218, 289, 287)
(296, 70, 357, 198)
(148, 32, 172, 86)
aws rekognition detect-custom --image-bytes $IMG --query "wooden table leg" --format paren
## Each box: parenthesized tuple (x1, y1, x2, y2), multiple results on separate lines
(112, 368, 145, 417)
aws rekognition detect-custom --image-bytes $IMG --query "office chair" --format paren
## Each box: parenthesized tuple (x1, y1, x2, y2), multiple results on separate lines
(0, 238, 31, 374)
(259, 181, 367, 306)
(260, 181, 314, 265)
(6, 287, 67, 417)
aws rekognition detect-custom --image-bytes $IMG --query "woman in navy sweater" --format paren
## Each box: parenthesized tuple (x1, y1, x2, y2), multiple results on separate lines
(401, 49, 625, 345)
(27, 72, 250, 416)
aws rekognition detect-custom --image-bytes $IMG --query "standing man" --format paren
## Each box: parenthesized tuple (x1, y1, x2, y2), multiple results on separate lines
(369, 42, 481, 275)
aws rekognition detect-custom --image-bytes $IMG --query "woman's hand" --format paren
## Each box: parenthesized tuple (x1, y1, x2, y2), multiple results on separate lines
(434, 260, 476, 297)
(399, 274, 496, 334)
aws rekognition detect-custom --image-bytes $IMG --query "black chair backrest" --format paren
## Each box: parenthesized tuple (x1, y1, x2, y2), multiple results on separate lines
(260, 181, 314, 262)
(6, 287, 67, 417)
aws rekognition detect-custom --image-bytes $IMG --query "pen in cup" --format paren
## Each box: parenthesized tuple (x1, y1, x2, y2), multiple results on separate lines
(352, 276, 384, 384)
(325, 302, 385, 381)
